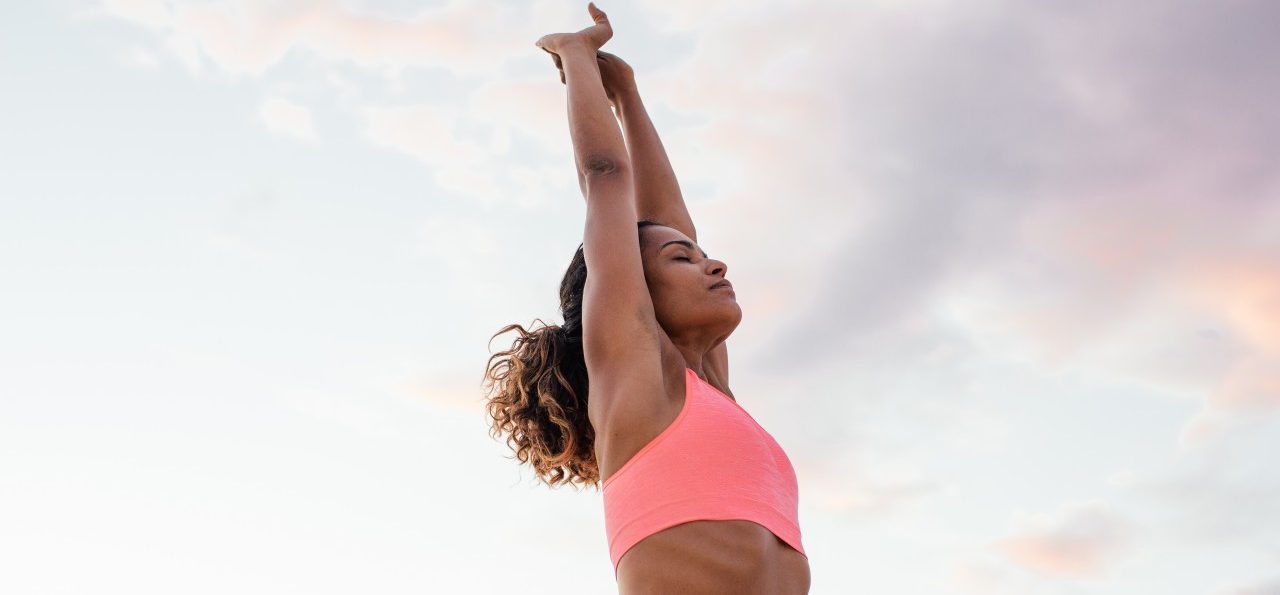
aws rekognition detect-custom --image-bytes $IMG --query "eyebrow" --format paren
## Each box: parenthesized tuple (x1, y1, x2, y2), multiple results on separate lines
(660, 239, 708, 259)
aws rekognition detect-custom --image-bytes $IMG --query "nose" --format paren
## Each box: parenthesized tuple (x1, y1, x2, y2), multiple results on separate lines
(708, 258, 727, 278)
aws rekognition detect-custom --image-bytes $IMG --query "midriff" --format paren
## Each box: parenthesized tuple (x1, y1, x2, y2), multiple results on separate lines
(615, 518, 811, 594)
(597, 354, 809, 594)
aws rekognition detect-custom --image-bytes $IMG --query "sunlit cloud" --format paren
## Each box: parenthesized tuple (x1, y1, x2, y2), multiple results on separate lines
(994, 502, 1129, 578)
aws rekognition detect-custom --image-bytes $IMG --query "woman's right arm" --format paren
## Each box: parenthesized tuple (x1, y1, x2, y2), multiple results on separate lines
(540, 5, 664, 416)
(558, 39, 659, 359)
(555, 42, 631, 191)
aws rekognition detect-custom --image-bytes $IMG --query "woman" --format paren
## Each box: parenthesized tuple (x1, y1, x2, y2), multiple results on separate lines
(483, 3, 810, 593)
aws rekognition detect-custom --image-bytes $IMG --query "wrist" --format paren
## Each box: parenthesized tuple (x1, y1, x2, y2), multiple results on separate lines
(614, 85, 642, 111)
(556, 38, 597, 57)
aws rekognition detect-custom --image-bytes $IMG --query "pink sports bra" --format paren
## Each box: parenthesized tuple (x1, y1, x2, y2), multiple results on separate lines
(601, 367, 806, 578)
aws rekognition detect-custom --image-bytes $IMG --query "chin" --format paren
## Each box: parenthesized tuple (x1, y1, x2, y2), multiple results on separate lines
(724, 304, 743, 326)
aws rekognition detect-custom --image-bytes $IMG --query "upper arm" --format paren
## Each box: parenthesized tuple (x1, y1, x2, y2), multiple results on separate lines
(580, 167, 664, 384)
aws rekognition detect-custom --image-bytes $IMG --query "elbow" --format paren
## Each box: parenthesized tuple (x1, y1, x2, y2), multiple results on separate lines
(579, 153, 627, 177)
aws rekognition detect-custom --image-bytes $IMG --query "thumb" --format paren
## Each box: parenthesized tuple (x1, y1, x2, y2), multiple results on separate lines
(588, 2, 606, 23)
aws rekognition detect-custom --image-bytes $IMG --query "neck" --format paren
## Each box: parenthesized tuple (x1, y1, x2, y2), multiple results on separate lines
(673, 336, 726, 380)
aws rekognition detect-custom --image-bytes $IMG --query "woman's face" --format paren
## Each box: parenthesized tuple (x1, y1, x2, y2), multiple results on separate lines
(640, 225, 742, 344)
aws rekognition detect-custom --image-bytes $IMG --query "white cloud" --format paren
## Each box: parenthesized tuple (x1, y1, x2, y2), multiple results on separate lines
(1217, 577, 1280, 595)
(89, 0, 569, 78)
(1143, 418, 1280, 546)
(259, 95, 318, 142)
(97, 0, 171, 29)
(119, 44, 160, 69)
(357, 102, 506, 203)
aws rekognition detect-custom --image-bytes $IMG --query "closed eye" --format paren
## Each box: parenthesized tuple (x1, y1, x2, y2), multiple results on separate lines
(675, 256, 691, 261)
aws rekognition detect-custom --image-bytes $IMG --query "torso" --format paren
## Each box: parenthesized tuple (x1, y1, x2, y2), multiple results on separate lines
(592, 335, 811, 595)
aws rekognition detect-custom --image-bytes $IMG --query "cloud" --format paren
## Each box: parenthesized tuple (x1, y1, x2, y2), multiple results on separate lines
(353, 73, 582, 208)
(1141, 418, 1280, 546)
(805, 467, 940, 516)
(465, 76, 570, 157)
(678, 0, 1280, 443)
(786, 437, 945, 516)
(119, 44, 161, 69)
(358, 102, 505, 204)
(1218, 577, 1280, 595)
(98, 0, 171, 29)
(993, 501, 1130, 578)
(950, 558, 1043, 595)
(776, 0, 1277, 371)
(84, 0, 560, 78)
(259, 95, 318, 141)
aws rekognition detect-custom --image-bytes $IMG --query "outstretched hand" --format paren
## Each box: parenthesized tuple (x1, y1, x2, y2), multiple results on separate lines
(534, 2, 613, 59)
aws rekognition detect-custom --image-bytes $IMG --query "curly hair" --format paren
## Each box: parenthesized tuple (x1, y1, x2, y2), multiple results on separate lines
(483, 219, 665, 491)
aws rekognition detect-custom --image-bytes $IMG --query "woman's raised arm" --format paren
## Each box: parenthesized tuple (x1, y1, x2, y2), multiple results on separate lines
(537, 4, 664, 381)
(535, 3, 630, 196)
(597, 51, 697, 243)
(593, 50, 730, 387)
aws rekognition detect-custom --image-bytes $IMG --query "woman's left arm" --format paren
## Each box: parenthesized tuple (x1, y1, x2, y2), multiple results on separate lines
(603, 57, 697, 243)
(602, 53, 728, 384)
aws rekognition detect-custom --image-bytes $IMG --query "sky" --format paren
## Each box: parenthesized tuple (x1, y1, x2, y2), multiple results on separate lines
(1, 0, 1278, 593)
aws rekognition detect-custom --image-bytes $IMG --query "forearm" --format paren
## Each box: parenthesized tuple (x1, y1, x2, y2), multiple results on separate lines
(615, 88, 696, 238)
(560, 43, 630, 180)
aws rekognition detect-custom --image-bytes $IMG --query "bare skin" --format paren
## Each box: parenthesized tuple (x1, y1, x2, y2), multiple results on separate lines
(538, 5, 810, 594)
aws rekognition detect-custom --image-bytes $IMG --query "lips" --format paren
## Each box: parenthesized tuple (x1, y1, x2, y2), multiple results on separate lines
(709, 280, 732, 291)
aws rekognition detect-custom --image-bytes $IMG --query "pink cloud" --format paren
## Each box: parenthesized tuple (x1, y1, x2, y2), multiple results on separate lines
(89, 0, 555, 77)
(948, 184, 1280, 441)
(994, 502, 1129, 578)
